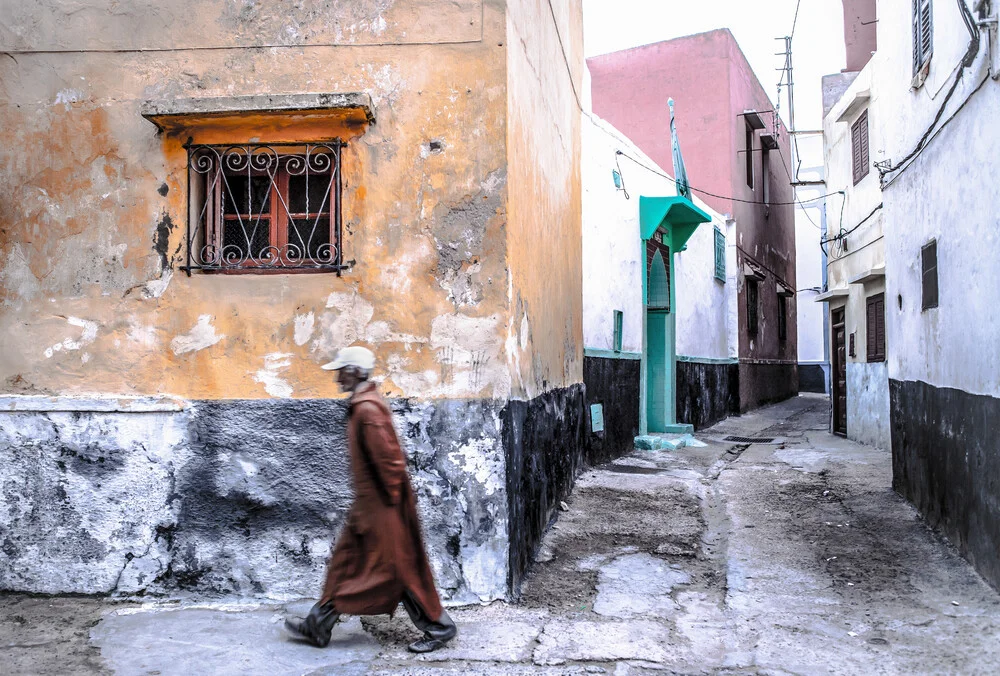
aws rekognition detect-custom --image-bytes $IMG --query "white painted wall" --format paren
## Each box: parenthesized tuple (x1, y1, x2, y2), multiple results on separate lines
(793, 133, 828, 367)
(581, 98, 735, 361)
(823, 34, 890, 448)
(872, 0, 1000, 398)
(581, 114, 648, 354)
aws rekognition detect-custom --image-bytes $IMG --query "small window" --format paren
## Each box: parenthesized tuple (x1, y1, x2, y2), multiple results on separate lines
(745, 122, 755, 189)
(185, 142, 345, 273)
(866, 293, 886, 361)
(778, 294, 787, 342)
(747, 280, 758, 335)
(912, 0, 933, 79)
(647, 246, 671, 312)
(714, 227, 726, 282)
(852, 110, 870, 184)
(921, 239, 938, 310)
(762, 149, 771, 204)
(613, 310, 624, 352)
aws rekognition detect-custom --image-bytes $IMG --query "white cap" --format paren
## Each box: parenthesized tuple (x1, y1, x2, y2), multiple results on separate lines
(321, 346, 376, 371)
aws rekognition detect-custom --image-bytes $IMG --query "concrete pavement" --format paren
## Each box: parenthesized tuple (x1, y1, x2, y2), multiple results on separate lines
(3, 395, 999, 674)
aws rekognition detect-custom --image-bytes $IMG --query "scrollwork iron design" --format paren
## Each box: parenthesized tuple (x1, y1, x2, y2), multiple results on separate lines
(182, 141, 348, 274)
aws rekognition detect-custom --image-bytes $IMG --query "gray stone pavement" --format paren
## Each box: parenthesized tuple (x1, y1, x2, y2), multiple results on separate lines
(3, 394, 1000, 674)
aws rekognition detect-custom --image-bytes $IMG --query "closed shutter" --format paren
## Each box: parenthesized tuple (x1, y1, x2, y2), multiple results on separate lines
(866, 293, 885, 362)
(876, 296, 886, 360)
(852, 110, 870, 184)
(866, 299, 877, 357)
(921, 240, 938, 309)
(913, 0, 933, 75)
(714, 227, 726, 281)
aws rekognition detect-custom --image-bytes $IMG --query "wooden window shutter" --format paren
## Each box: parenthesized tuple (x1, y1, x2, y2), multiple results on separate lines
(922, 240, 938, 310)
(913, 0, 933, 75)
(852, 111, 870, 184)
(876, 296, 886, 360)
(866, 299, 877, 357)
(866, 293, 885, 362)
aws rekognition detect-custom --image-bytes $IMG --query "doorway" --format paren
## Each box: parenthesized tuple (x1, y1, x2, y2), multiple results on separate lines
(831, 306, 847, 436)
(645, 246, 673, 432)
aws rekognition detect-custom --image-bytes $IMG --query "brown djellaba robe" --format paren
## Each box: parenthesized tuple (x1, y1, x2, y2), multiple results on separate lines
(320, 383, 444, 621)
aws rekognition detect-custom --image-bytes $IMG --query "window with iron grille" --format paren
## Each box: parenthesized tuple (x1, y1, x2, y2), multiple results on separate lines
(747, 280, 758, 335)
(778, 294, 787, 342)
(912, 0, 933, 79)
(852, 110, 870, 184)
(613, 310, 624, 352)
(866, 293, 886, 361)
(921, 239, 938, 310)
(183, 142, 347, 274)
(714, 227, 726, 282)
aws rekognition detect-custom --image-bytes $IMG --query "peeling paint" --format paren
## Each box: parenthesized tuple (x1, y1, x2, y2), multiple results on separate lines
(170, 315, 224, 356)
(252, 353, 294, 398)
(292, 312, 315, 347)
(43, 317, 98, 358)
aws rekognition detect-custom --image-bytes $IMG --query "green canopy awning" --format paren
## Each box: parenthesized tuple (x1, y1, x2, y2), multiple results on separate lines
(639, 195, 712, 250)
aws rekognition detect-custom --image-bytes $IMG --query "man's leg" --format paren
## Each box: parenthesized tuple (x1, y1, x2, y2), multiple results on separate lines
(284, 600, 341, 648)
(401, 590, 457, 653)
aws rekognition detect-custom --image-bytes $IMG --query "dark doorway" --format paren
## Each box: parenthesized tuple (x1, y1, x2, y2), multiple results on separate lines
(832, 307, 847, 436)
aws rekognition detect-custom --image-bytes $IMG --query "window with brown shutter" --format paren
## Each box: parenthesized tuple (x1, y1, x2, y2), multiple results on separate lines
(747, 280, 759, 335)
(912, 0, 933, 78)
(852, 110, 870, 185)
(922, 239, 938, 310)
(866, 293, 886, 362)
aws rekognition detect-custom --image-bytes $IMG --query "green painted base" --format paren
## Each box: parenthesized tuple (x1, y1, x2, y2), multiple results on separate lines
(663, 423, 694, 434)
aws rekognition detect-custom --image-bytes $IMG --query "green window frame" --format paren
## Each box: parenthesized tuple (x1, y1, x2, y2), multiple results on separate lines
(714, 226, 726, 282)
(613, 310, 624, 352)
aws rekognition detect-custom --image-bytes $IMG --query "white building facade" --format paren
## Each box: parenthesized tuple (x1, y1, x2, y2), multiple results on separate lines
(824, 0, 1000, 588)
(581, 96, 737, 461)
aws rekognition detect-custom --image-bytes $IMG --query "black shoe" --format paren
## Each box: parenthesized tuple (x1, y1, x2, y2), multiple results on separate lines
(284, 601, 340, 648)
(408, 637, 449, 653)
(407, 610, 457, 654)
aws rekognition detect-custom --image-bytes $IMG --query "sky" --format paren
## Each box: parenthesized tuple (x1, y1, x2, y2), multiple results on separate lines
(582, 0, 848, 157)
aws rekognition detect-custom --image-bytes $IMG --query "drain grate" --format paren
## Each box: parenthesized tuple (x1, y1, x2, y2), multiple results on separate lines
(724, 435, 776, 444)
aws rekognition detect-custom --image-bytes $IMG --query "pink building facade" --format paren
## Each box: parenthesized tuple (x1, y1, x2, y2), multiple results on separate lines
(589, 28, 798, 414)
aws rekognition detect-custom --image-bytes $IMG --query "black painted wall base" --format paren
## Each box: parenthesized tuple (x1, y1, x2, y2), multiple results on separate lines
(583, 356, 640, 465)
(799, 363, 828, 393)
(676, 360, 739, 431)
(739, 362, 798, 413)
(503, 384, 587, 597)
(890, 379, 1000, 590)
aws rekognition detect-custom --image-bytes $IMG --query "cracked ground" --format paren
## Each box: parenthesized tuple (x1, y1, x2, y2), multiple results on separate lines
(4, 395, 1000, 674)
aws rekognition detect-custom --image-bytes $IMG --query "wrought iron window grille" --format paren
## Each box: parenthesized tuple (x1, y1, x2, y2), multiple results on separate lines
(182, 140, 353, 275)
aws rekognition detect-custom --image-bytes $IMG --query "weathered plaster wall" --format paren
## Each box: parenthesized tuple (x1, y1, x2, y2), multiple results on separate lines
(675, 360, 738, 431)
(504, 0, 584, 399)
(858, 0, 1000, 589)
(845, 361, 890, 449)
(503, 383, 585, 595)
(0, 396, 509, 602)
(0, 0, 513, 403)
(582, 356, 640, 465)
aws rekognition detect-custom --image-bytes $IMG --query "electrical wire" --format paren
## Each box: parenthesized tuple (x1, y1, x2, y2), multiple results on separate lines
(876, 0, 982, 186)
(790, 0, 803, 41)
(614, 149, 843, 206)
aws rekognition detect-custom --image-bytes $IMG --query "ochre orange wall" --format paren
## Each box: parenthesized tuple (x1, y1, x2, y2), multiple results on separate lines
(0, 0, 515, 401)
(504, 0, 584, 399)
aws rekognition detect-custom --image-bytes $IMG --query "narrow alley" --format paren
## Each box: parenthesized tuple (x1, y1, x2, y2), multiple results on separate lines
(4, 395, 998, 675)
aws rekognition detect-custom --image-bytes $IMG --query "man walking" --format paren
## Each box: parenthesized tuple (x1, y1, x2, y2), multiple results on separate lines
(284, 346, 457, 653)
